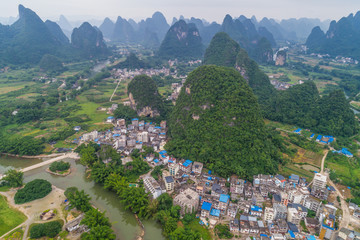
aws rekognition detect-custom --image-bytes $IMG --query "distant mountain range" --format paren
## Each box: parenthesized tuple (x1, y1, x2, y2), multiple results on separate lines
(0, 5, 109, 66)
(158, 20, 204, 60)
(306, 12, 360, 60)
(99, 12, 169, 48)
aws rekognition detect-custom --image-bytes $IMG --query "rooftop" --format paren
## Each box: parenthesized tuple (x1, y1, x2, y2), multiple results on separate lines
(201, 201, 212, 211)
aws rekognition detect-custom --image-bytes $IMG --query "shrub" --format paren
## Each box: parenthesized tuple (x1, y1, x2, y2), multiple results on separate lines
(30, 221, 62, 238)
(14, 179, 52, 204)
(49, 161, 70, 172)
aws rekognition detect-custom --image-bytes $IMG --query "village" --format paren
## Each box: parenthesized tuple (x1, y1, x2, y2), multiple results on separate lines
(75, 116, 360, 240)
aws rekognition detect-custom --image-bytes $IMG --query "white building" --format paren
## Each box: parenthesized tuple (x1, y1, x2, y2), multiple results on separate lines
(312, 173, 327, 192)
(173, 188, 200, 215)
(264, 207, 275, 221)
(143, 176, 165, 199)
(287, 208, 302, 225)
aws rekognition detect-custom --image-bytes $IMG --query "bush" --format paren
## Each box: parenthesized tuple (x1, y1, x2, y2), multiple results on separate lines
(49, 161, 70, 172)
(30, 221, 62, 238)
(14, 179, 52, 204)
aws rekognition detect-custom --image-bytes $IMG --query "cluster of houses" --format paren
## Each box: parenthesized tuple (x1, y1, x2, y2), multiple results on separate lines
(111, 67, 172, 80)
(78, 117, 167, 156)
(142, 155, 345, 240)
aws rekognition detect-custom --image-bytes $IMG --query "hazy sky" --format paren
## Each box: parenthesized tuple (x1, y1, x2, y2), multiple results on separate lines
(1, 0, 360, 23)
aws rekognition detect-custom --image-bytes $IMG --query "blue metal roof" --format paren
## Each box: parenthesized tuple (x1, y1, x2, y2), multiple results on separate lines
(289, 230, 295, 238)
(294, 128, 302, 133)
(154, 159, 159, 163)
(251, 205, 263, 212)
(183, 160, 193, 167)
(310, 134, 315, 138)
(307, 236, 316, 240)
(113, 134, 120, 137)
(107, 116, 114, 119)
(219, 194, 230, 203)
(341, 148, 353, 157)
(201, 201, 212, 211)
(208, 170, 212, 175)
(210, 208, 220, 217)
(159, 150, 167, 154)
(132, 118, 138, 121)
(316, 135, 322, 140)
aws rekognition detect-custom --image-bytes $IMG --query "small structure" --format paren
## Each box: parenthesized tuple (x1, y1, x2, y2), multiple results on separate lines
(65, 213, 85, 232)
(173, 188, 200, 215)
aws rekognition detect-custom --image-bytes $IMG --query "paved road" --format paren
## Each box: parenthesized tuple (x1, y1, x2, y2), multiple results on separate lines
(320, 150, 329, 174)
(109, 79, 122, 102)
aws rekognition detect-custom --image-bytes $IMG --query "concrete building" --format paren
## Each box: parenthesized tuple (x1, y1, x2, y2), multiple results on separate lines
(192, 162, 203, 175)
(312, 173, 327, 192)
(168, 163, 179, 176)
(303, 196, 322, 212)
(287, 208, 302, 225)
(274, 203, 287, 220)
(264, 207, 275, 221)
(173, 188, 200, 215)
(164, 176, 174, 191)
(143, 176, 165, 199)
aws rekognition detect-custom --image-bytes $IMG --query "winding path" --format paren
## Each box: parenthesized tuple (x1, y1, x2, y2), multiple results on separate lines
(109, 79, 121, 102)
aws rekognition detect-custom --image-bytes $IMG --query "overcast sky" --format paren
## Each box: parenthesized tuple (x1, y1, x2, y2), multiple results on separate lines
(1, 0, 360, 23)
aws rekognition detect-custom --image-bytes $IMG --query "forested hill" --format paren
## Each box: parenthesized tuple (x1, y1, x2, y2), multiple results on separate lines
(166, 65, 282, 178)
(204, 32, 358, 137)
(127, 75, 166, 117)
(158, 20, 204, 60)
(306, 12, 360, 60)
(0, 5, 109, 66)
(220, 15, 274, 64)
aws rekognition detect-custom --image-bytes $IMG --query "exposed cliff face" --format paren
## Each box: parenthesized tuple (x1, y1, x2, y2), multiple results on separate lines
(158, 20, 204, 60)
(275, 50, 286, 66)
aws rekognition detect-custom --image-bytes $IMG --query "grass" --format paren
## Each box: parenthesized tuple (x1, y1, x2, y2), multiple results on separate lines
(0, 186, 11, 192)
(187, 220, 212, 240)
(3, 227, 24, 240)
(280, 164, 314, 181)
(0, 195, 27, 236)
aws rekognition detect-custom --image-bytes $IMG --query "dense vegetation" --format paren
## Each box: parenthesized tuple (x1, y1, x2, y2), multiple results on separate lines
(113, 53, 149, 69)
(127, 75, 167, 117)
(76, 143, 207, 239)
(203, 32, 240, 67)
(0, 136, 44, 156)
(49, 161, 70, 173)
(14, 179, 52, 204)
(64, 187, 116, 239)
(29, 221, 62, 238)
(1, 169, 23, 188)
(166, 65, 283, 178)
(158, 20, 204, 60)
(306, 12, 360, 60)
(39, 54, 64, 73)
(0, 5, 108, 66)
(265, 82, 358, 136)
(220, 15, 274, 64)
(204, 32, 358, 137)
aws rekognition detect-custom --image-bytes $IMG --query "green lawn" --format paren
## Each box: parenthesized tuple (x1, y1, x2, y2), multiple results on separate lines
(4, 227, 24, 240)
(0, 195, 27, 236)
(188, 220, 212, 240)
(0, 186, 11, 192)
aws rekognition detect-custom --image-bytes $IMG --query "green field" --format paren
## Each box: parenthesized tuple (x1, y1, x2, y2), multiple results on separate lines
(188, 220, 212, 240)
(4, 227, 24, 240)
(0, 195, 27, 236)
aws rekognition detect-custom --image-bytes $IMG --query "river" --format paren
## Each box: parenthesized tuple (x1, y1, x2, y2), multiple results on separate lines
(0, 156, 164, 240)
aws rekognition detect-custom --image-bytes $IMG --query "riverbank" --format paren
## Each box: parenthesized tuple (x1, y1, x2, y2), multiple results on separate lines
(0, 185, 66, 240)
(1, 152, 64, 159)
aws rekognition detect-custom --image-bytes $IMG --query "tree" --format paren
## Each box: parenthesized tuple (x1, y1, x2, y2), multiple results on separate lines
(14, 179, 52, 204)
(169, 227, 201, 240)
(81, 225, 116, 240)
(67, 189, 92, 212)
(164, 217, 178, 236)
(81, 208, 111, 228)
(3, 169, 23, 188)
(157, 193, 173, 211)
(80, 146, 98, 166)
(215, 224, 233, 239)
(90, 163, 112, 184)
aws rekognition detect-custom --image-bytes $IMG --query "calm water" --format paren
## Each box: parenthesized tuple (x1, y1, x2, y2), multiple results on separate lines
(0, 155, 43, 174)
(0, 156, 164, 240)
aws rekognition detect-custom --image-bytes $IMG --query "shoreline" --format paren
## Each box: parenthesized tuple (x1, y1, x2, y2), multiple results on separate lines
(1, 152, 64, 160)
